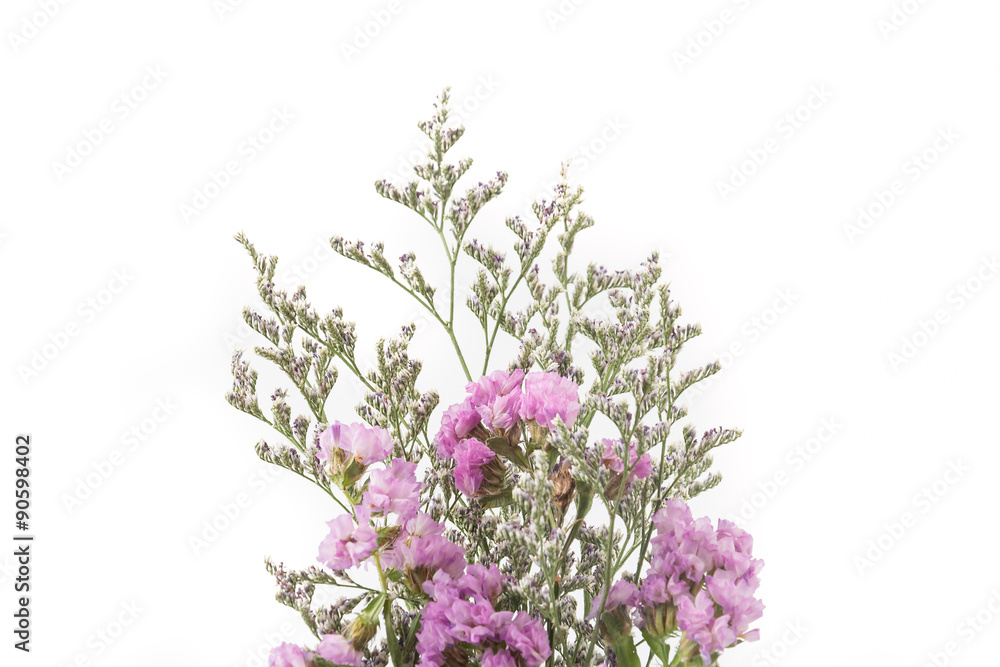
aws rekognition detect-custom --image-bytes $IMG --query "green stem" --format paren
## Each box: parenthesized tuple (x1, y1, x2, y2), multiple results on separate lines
(374, 553, 402, 667)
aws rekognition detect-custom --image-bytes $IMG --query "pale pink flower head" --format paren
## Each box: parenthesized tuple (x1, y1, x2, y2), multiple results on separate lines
(435, 398, 482, 459)
(317, 514, 377, 571)
(519, 372, 580, 430)
(358, 458, 421, 523)
(502, 613, 552, 667)
(482, 648, 518, 667)
(587, 579, 640, 620)
(315, 633, 363, 667)
(268, 643, 313, 667)
(319, 421, 394, 467)
(453, 438, 497, 497)
(467, 369, 524, 431)
(600, 438, 653, 481)
(384, 533, 467, 592)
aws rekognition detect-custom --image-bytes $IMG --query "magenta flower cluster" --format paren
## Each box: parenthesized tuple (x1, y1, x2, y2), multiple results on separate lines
(436, 369, 580, 497)
(418, 566, 551, 667)
(269, 633, 363, 667)
(640, 498, 764, 663)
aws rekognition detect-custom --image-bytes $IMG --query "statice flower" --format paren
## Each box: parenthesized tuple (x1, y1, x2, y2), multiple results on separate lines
(466, 368, 524, 431)
(319, 421, 394, 468)
(268, 643, 313, 667)
(519, 371, 581, 430)
(638, 498, 764, 664)
(315, 632, 364, 667)
(357, 458, 421, 523)
(453, 438, 499, 497)
(417, 569, 551, 667)
(383, 532, 467, 592)
(317, 514, 378, 570)
(435, 398, 482, 459)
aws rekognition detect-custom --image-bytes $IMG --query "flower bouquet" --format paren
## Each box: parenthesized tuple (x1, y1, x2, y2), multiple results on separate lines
(228, 90, 764, 667)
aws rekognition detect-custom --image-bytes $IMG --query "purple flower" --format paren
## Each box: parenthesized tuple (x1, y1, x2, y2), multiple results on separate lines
(503, 613, 552, 667)
(319, 421, 394, 468)
(453, 438, 496, 497)
(357, 458, 421, 523)
(317, 514, 377, 570)
(435, 398, 481, 459)
(268, 643, 313, 667)
(315, 633, 363, 667)
(638, 498, 764, 661)
(519, 372, 580, 430)
(587, 579, 640, 620)
(467, 369, 524, 431)
(384, 533, 467, 589)
(600, 438, 653, 481)
(482, 648, 518, 667)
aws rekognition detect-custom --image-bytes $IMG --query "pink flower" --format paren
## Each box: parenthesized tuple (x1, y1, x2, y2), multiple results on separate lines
(435, 398, 482, 459)
(600, 438, 653, 482)
(315, 633, 363, 667)
(268, 643, 313, 667)
(467, 369, 524, 431)
(453, 438, 496, 497)
(358, 458, 421, 522)
(502, 613, 552, 667)
(482, 648, 518, 667)
(587, 579, 640, 620)
(317, 514, 377, 570)
(519, 372, 580, 429)
(319, 421, 394, 467)
(384, 533, 467, 581)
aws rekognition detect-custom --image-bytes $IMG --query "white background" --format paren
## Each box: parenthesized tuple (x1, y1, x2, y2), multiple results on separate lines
(2, 1, 999, 666)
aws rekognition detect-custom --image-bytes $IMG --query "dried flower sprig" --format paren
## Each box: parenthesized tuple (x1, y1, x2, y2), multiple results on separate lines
(230, 89, 762, 667)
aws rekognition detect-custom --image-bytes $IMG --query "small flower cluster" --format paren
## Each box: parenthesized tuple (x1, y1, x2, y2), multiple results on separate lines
(590, 499, 764, 665)
(436, 369, 581, 498)
(418, 565, 551, 667)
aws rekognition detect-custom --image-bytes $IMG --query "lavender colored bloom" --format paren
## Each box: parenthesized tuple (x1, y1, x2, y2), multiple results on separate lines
(639, 498, 764, 661)
(503, 613, 552, 667)
(315, 633, 363, 667)
(417, 568, 550, 667)
(357, 458, 421, 522)
(383, 533, 467, 589)
(519, 372, 580, 429)
(268, 643, 313, 667)
(317, 514, 378, 570)
(319, 421, 394, 468)
(435, 398, 481, 459)
(600, 438, 653, 481)
(482, 648, 518, 667)
(587, 579, 640, 620)
(452, 438, 496, 497)
(466, 369, 524, 431)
